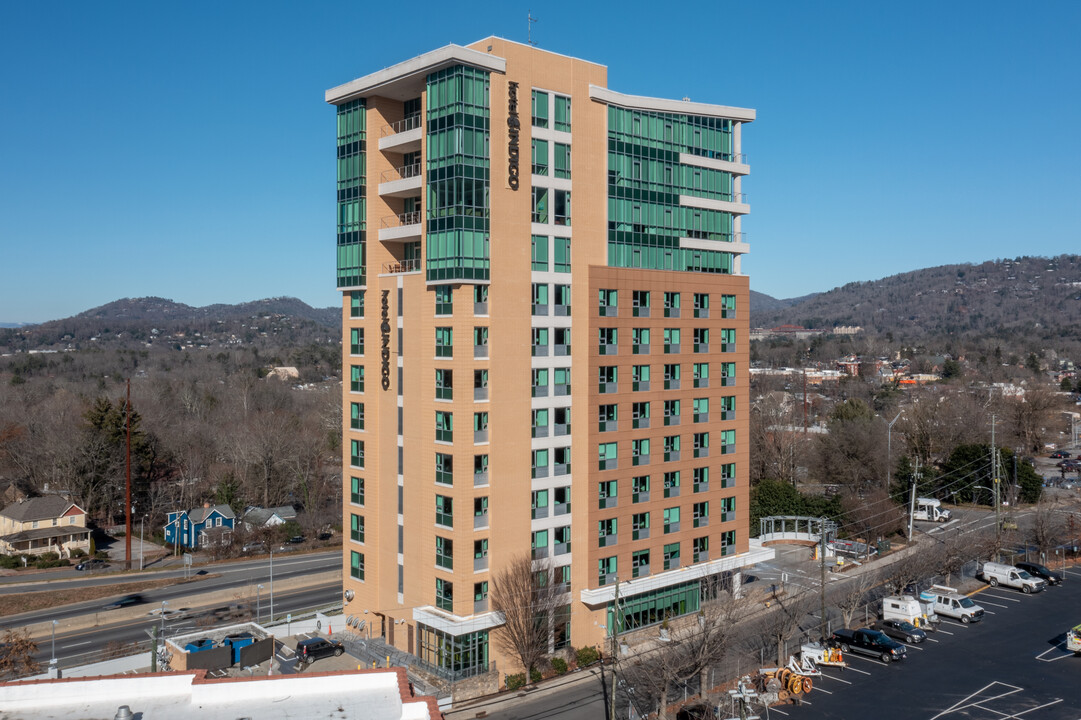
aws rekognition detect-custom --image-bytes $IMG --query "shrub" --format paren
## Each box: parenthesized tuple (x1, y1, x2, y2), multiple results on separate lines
(505, 673, 526, 691)
(576, 646, 601, 667)
(530, 668, 542, 683)
(0, 555, 19, 569)
(70, 548, 87, 558)
(551, 657, 568, 675)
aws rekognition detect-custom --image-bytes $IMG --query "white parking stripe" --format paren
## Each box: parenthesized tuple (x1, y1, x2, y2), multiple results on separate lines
(982, 593, 1022, 603)
(978, 599, 1009, 608)
(812, 686, 833, 694)
(817, 672, 852, 685)
(926, 637, 941, 643)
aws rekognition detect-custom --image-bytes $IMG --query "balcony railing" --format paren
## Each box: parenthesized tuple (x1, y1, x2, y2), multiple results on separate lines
(381, 210, 422, 229)
(380, 115, 422, 136)
(380, 163, 422, 183)
(382, 258, 421, 274)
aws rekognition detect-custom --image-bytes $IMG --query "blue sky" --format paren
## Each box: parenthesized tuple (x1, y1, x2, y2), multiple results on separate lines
(1, 1, 1078, 323)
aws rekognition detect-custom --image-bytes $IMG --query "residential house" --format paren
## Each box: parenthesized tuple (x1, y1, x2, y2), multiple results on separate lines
(241, 505, 298, 530)
(165, 504, 236, 549)
(0, 496, 91, 557)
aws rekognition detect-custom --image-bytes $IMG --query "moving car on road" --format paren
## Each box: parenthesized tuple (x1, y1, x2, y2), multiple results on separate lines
(75, 558, 107, 571)
(102, 594, 144, 610)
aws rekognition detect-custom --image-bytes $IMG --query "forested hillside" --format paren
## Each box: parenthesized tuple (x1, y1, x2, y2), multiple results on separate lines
(751, 254, 1081, 346)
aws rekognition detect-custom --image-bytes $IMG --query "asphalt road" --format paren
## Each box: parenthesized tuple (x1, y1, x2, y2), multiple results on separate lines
(1, 551, 340, 626)
(777, 569, 1081, 719)
(31, 582, 340, 668)
(447, 666, 609, 720)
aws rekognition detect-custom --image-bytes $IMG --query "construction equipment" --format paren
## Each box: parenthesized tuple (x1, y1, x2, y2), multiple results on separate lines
(800, 641, 847, 668)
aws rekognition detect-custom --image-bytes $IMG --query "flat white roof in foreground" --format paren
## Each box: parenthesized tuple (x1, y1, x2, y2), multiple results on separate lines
(0, 668, 440, 720)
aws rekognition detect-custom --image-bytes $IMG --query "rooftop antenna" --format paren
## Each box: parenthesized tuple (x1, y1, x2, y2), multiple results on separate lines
(528, 11, 538, 46)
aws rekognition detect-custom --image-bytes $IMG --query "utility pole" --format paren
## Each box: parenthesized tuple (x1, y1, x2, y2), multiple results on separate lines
(907, 458, 919, 542)
(992, 415, 1000, 536)
(610, 579, 620, 720)
(124, 379, 133, 571)
(819, 518, 828, 642)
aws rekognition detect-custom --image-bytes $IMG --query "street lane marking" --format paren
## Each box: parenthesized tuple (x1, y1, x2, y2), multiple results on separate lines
(60, 641, 91, 648)
(935, 628, 955, 635)
(926, 637, 941, 643)
(812, 687, 833, 694)
(1036, 644, 1075, 663)
(930, 681, 1023, 720)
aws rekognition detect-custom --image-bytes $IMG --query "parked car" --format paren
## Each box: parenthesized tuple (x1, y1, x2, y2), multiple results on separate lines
(241, 542, 267, 554)
(75, 558, 107, 571)
(981, 561, 1046, 593)
(829, 628, 907, 663)
(1015, 561, 1063, 586)
(926, 585, 984, 623)
(1051, 451, 1071, 459)
(287, 535, 306, 544)
(873, 618, 927, 644)
(102, 594, 144, 610)
(295, 637, 344, 666)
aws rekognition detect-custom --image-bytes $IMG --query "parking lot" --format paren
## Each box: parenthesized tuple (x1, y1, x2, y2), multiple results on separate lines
(780, 568, 1081, 719)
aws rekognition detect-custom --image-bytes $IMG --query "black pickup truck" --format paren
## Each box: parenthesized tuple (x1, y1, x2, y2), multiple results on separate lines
(829, 628, 907, 663)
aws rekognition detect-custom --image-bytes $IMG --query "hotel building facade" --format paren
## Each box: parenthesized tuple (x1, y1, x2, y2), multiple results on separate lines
(327, 38, 771, 680)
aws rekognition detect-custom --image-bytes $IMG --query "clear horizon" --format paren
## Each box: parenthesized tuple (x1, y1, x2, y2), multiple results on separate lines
(2, 1, 1078, 323)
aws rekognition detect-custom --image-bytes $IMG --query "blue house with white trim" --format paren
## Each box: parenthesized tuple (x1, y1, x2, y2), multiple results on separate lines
(165, 504, 236, 549)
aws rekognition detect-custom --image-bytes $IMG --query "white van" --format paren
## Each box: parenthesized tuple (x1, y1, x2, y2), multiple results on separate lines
(980, 561, 1046, 593)
(926, 585, 984, 624)
(882, 595, 939, 629)
(913, 498, 952, 522)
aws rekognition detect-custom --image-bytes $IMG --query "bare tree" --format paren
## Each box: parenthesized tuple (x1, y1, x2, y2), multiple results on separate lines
(0, 628, 40, 679)
(489, 555, 561, 678)
(758, 588, 818, 666)
(619, 582, 750, 720)
(834, 569, 881, 628)
(1030, 498, 1068, 556)
(881, 548, 936, 595)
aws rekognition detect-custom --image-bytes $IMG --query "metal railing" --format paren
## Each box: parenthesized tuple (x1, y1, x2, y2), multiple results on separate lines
(380, 115, 421, 137)
(380, 163, 422, 183)
(382, 258, 421, 274)
(381, 210, 422, 228)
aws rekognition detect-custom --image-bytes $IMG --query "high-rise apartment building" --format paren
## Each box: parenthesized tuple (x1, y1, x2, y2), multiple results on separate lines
(327, 38, 772, 680)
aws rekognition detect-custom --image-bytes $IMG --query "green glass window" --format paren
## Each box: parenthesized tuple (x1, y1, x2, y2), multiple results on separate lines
(553, 237, 571, 273)
(554, 143, 571, 179)
(426, 65, 491, 282)
(663, 542, 680, 570)
(436, 495, 453, 527)
(350, 328, 364, 355)
(632, 475, 650, 503)
(350, 550, 365, 580)
(598, 556, 617, 585)
(436, 411, 453, 443)
(350, 402, 364, 430)
(436, 452, 453, 485)
(350, 290, 365, 318)
(350, 476, 364, 505)
(436, 536, 453, 569)
(436, 368, 453, 400)
(350, 365, 365, 392)
(351, 513, 365, 543)
(436, 327, 453, 357)
(693, 362, 709, 387)
(598, 441, 617, 470)
(435, 285, 453, 315)
(532, 138, 549, 176)
(532, 368, 549, 397)
(693, 466, 709, 492)
(531, 235, 548, 271)
(532, 529, 549, 559)
(532, 187, 548, 223)
(532, 89, 548, 128)
(336, 98, 366, 290)
(436, 578, 453, 611)
(554, 95, 571, 132)
(664, 470, 680, 497)
(632, 364, 650, 391)
(350, 439, 364, 468)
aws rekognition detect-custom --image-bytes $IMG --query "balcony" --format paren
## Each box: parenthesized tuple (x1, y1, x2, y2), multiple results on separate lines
(378, 163, 422, 198)
(379, 211, 422, 243)
(378, 115, 422, 153)
(382, 257, 421, 275)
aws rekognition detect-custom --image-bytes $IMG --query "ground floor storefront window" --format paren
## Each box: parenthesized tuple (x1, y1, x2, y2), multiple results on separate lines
(417, 624, 489, 679)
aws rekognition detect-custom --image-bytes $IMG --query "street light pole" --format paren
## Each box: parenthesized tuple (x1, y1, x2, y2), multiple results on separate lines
(257, 584, 263, 624)
(140, 515, 146, 571)
(160, 601, 168, 639)
(269, 550, 275, 623)
(51, 620, 58, 666)
(887, 411, 903, 491)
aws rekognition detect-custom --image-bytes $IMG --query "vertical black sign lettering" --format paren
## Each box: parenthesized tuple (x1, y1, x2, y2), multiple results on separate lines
(507, 81, 520, 190)
(380, 290, 391, 390)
